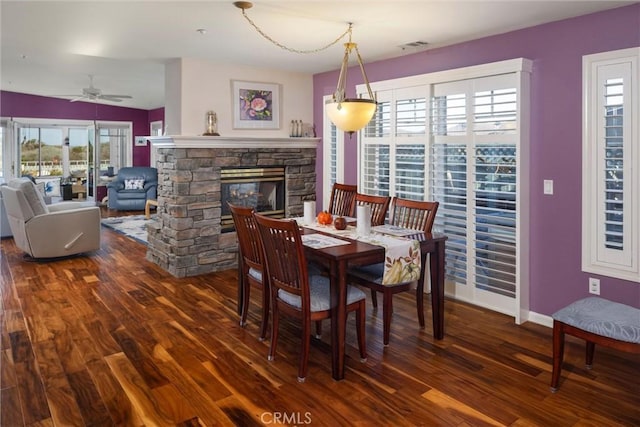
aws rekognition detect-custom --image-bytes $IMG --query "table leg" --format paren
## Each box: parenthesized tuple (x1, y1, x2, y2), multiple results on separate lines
(430, 240, 446, 339)
(416, 251, 428, 328)
(330, 260, 347, 380)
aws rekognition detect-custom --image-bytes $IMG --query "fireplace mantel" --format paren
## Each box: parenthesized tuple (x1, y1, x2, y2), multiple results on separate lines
(148, 135, 319, 149)
(146, 136, 319, 278)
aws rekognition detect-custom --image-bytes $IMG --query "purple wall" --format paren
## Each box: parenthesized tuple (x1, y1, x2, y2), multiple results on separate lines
(0, 91, 154, 166)
(149, 107, 165, 125)
(313, 4, 640, 316)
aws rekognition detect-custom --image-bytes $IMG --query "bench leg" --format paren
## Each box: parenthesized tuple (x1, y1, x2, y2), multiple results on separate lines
(550, 320, 565, 392)
(586, 341, 595, 369)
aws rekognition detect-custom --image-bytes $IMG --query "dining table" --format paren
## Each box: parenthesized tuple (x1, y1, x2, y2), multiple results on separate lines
(300, 224, 448, 381)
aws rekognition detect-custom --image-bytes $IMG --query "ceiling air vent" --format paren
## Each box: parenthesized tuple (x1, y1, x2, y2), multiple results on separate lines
(399, 41, 429, 51)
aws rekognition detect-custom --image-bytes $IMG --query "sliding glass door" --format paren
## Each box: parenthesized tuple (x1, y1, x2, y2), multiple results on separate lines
(356, 59, 531, 321)
(9, 119, 132, 202)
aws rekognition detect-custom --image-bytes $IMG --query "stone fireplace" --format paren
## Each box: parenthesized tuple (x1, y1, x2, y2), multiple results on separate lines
(146, 136, 318, 278)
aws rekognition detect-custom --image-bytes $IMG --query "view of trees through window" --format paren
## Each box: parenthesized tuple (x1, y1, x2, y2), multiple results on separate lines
(20, 127, 63, 176)
(17, 127, 120, 178)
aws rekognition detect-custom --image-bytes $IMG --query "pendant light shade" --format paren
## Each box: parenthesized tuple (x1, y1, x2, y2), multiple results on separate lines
(325, 98, 377, 134)
(325, 36, 377, 135)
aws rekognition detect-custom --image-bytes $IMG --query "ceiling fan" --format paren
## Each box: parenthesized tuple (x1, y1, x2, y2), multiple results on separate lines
(60, 75, 132, 103)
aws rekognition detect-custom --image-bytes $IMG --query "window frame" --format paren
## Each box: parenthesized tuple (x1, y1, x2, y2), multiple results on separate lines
(582, 47, 639, 282)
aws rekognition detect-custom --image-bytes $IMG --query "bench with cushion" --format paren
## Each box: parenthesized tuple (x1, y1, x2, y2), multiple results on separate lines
(550, 296, 640, 392)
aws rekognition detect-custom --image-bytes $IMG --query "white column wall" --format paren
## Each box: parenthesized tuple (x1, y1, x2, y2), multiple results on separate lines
(164, 58, 313, 137)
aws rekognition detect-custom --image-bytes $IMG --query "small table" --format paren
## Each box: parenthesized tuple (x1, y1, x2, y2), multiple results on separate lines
(71, 183, 86, 200)
(145, 199, 158, 219)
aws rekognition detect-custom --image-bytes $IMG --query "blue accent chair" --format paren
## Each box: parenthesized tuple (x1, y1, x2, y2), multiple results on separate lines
(107, 167, 157, 211)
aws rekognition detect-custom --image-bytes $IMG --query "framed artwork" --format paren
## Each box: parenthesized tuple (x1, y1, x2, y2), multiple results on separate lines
(231, 80, 281, 129)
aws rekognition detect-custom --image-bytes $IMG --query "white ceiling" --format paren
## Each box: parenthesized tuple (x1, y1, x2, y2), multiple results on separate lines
(1, 1, 633, 110)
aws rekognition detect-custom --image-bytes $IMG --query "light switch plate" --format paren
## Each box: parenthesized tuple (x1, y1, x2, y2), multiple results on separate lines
(544, 179, 553, 195)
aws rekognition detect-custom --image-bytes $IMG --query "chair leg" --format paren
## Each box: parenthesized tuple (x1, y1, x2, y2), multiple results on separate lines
(268, 305, 279, 362)
(259, 285, 269, 341)
(240, 278, 251, 327)
(550, 320, 565, 392)
(370, 289, 378, 308)
(298, 318, 311, 383)
(585, 341, 595, 369)
(237, 268, 243, 316)
(356, 300, 367, 362)
(382, 290, 393, 346)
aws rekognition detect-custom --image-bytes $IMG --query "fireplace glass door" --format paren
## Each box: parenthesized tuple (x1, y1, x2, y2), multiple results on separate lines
(220, 167, 285, 232)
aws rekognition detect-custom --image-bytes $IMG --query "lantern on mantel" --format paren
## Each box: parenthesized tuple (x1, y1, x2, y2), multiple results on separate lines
(203, 111, 220, 136)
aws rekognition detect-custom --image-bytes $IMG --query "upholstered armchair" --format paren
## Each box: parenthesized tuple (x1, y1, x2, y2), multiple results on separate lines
(107, 167, 157, 211)
(0, 177, 101, 258)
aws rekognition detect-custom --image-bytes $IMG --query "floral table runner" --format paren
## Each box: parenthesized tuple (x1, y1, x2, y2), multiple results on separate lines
(295, 219, 421, 285)
(356, 232, 422, 285)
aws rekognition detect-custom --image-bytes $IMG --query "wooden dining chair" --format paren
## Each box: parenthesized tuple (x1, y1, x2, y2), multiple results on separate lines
(354, 193, 391, 226)
(229, 203, 269, 341)
(347, 197, 439, 345)
(254, 213, 367, 382)
(328, 183, 358, 217)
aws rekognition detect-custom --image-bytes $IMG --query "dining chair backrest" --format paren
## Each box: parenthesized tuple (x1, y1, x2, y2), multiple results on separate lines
(229, 203, 263, 272)
(354, 193, 391, 226)
(229, 203, 271, 336)
(328, 183, 357, 217)
(390, 198, 439, 232)
(254, 214, 311, 312)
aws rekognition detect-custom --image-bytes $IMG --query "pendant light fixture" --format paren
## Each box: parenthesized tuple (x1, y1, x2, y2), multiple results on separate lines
(324, 25, 377, 135)
(233, 2, 376, 136)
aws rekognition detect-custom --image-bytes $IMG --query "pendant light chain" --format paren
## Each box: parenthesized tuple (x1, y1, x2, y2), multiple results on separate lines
(239, 7, 352, 54)
(233, 1, 376, 134)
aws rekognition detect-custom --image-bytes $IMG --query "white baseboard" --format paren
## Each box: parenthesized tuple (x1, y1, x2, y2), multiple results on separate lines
(521, 310, 554, 328)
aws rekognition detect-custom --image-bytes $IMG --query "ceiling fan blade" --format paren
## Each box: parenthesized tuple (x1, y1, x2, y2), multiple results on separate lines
(55, 75, 132, 103)
(100, 94, 132, 99)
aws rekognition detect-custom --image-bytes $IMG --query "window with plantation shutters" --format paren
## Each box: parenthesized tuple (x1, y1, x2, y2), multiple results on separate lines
(360, 143, 390, 195)
(396, 98, 426, 136)
(364, 99, 391, 138)
(604, 78, 624, 251)
(430, 73, 526, 317)
(430, 143, 468, 284)
(352, 58, 531, 321)
(322, 95, 345, 210)
(360, 90, 427, 199)
(582, 48, 639, 282)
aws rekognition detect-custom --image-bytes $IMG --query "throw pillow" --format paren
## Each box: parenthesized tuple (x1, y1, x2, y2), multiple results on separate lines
(124, 178, 145, 190)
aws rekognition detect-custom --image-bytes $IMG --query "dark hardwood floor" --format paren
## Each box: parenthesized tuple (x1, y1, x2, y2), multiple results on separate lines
(1, 208, 639, 426)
